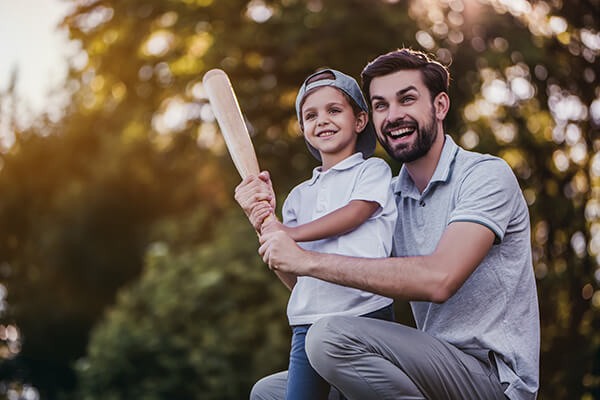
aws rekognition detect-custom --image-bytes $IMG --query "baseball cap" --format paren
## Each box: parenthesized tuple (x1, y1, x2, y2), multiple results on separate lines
(295, 69, 377, 161)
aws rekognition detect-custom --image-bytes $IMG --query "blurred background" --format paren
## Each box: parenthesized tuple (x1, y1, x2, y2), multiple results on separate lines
(0, 0, 598, 399)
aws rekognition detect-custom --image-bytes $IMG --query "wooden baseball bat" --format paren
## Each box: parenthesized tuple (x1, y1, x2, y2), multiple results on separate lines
(202, 69, 273, 227)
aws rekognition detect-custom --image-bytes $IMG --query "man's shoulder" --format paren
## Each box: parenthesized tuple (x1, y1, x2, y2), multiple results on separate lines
(453, 146, 515, 182)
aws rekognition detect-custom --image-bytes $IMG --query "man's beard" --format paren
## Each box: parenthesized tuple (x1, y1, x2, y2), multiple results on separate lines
(380, 109, 438, 163)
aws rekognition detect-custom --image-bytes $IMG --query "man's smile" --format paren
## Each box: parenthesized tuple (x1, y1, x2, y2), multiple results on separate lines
(383, 122, 416, 139)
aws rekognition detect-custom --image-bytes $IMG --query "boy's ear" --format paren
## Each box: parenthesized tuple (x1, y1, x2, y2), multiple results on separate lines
(355, 111, 368, 133)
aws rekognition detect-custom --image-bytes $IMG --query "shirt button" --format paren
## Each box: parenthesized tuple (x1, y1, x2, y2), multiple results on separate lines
(419, 200, 426, 207)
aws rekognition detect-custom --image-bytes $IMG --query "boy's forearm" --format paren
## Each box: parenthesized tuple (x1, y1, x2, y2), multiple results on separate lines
(289, 200, 379, 242)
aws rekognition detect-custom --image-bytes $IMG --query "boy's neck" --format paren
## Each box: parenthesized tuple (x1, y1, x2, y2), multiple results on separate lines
(320, 151, 359, 172)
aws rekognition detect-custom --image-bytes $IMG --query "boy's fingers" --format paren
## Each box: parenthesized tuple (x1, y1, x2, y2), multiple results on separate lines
(258, 170, 270, 182)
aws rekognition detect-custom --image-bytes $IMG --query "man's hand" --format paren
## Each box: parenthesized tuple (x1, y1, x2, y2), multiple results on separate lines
(234, 171, 276, 231)
(258, 230, 310, 275)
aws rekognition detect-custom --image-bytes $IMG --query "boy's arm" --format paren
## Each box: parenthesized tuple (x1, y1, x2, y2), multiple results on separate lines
(262, 200, 380, 242)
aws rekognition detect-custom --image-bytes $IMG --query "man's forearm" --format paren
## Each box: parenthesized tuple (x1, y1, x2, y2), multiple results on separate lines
(274, 270, 297, 291)
(302, 251, 448, 302)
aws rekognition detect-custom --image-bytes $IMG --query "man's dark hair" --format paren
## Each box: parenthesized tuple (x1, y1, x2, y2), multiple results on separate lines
(361, 49, 450, 104)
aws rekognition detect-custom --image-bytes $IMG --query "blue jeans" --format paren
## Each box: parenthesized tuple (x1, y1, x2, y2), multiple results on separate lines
(285, 304, 394, 400)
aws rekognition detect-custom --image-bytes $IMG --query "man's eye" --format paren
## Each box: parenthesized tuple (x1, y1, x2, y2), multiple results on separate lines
(401, 96, 415, 103)
(374, 102, 387, 110)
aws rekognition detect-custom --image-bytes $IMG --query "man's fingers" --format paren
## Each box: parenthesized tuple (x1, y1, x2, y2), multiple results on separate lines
(258, 238, 271, 265)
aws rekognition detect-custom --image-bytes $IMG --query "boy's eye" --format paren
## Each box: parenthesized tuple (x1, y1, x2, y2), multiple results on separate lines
(304, 112, 316, 120)
(329, 108, 341, 114)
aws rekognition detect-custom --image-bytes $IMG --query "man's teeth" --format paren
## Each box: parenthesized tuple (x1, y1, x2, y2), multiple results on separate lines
(388, 127, 414, 138)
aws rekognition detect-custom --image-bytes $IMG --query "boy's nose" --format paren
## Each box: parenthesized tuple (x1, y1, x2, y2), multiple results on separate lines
(317, 117, 330, 126)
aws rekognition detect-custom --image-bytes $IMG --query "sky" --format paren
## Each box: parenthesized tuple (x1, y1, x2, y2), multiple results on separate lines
(0, 0, 75, 124)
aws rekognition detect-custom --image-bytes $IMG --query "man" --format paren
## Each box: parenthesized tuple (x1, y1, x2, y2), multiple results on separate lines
(235, 49, 540, 400)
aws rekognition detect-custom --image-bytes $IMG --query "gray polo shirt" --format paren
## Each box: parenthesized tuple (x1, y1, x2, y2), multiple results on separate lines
(392, 135, 540, 400)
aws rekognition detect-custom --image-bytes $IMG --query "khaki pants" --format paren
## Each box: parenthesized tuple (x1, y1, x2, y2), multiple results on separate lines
(250, 316, 507, 400)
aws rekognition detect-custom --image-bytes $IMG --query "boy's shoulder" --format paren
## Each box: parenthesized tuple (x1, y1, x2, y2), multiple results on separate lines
(358, 156, 391, 174)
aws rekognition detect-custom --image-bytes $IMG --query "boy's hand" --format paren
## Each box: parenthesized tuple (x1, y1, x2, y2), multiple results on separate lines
(260, 218, 296, 240)
(249, 202, 274, 232)
(234, 171, 276, 230)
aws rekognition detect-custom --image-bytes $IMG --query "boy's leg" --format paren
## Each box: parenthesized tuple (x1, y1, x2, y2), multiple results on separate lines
(286, 325, 331, 400)
(305, 316, 507, 400)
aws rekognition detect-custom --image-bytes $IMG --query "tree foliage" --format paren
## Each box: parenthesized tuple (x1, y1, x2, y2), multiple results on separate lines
(0, 0, 599, 399)
(75, 211, 289, 400)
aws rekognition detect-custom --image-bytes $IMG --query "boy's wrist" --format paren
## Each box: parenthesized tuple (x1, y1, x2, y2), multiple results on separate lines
(286, 225, 300, 241)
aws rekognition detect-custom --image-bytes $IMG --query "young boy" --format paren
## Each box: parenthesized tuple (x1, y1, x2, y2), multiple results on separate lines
(251, 69, 397, 400)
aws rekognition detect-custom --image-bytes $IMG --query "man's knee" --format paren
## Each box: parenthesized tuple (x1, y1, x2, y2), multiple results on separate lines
(249, 372, 287, 400)
(306, 316, 359, 378)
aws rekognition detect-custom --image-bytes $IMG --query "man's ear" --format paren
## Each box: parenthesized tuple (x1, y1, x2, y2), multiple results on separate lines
(433, 92, 450, 121)
(355, 111, 368, 133)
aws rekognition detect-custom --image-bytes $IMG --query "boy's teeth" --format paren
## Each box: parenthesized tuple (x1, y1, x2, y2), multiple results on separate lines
(318, 131, 335, 137)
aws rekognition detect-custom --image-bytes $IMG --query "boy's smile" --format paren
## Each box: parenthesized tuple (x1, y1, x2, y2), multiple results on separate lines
(316, 128, 338, 138)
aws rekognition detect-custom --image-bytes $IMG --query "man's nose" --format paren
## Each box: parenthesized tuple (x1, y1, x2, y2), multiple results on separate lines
(387, 103, 407, 123)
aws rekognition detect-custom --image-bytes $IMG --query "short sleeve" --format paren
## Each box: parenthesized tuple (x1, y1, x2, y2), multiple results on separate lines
(350, 158, 394, 208)
(449, 158, 521, 243)
(281, 187, 299, 227)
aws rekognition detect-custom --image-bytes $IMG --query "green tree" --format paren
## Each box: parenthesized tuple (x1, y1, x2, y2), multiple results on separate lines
(75, 211, 289, 400)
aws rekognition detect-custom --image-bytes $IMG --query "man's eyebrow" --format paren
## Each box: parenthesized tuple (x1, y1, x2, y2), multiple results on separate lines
(370, 85, 419, 102)
(396, 85, 418, 96)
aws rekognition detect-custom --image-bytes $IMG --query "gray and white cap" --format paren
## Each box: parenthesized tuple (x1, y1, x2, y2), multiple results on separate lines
(295, 69, 376, 161)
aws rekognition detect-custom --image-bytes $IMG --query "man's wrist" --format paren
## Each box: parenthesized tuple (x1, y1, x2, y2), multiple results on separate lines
(303, 249, 320, 276)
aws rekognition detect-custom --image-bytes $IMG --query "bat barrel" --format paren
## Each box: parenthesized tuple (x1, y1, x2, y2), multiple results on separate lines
(203, 69, 260, 179)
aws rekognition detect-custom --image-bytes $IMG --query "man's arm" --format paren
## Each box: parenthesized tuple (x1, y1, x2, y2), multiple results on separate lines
(262, 200, 380, 242)
(259, 221, 495, 302)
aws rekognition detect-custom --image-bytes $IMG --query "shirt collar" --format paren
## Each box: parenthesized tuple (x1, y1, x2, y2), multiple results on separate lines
(307, 152, 365, 186)
(393, 134, 459, 196)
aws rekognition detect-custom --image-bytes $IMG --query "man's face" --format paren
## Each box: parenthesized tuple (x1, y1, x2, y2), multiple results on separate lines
(369, 69, 438, 163)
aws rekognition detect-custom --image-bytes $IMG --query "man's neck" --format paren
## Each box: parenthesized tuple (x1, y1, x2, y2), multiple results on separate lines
(405, 129, 446, 194)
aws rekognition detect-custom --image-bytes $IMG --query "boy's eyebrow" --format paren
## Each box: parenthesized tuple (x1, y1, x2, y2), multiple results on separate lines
(303, 101, 345, 112)
(370, 85, 419, 102)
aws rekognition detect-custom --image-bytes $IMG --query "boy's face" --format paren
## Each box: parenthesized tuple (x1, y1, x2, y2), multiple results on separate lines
(301, 86, 366, 167)
(368, 69, 439, 163)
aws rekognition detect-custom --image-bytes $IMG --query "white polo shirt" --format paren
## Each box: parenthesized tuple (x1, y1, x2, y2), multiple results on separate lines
(282, 153, 397, 325)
